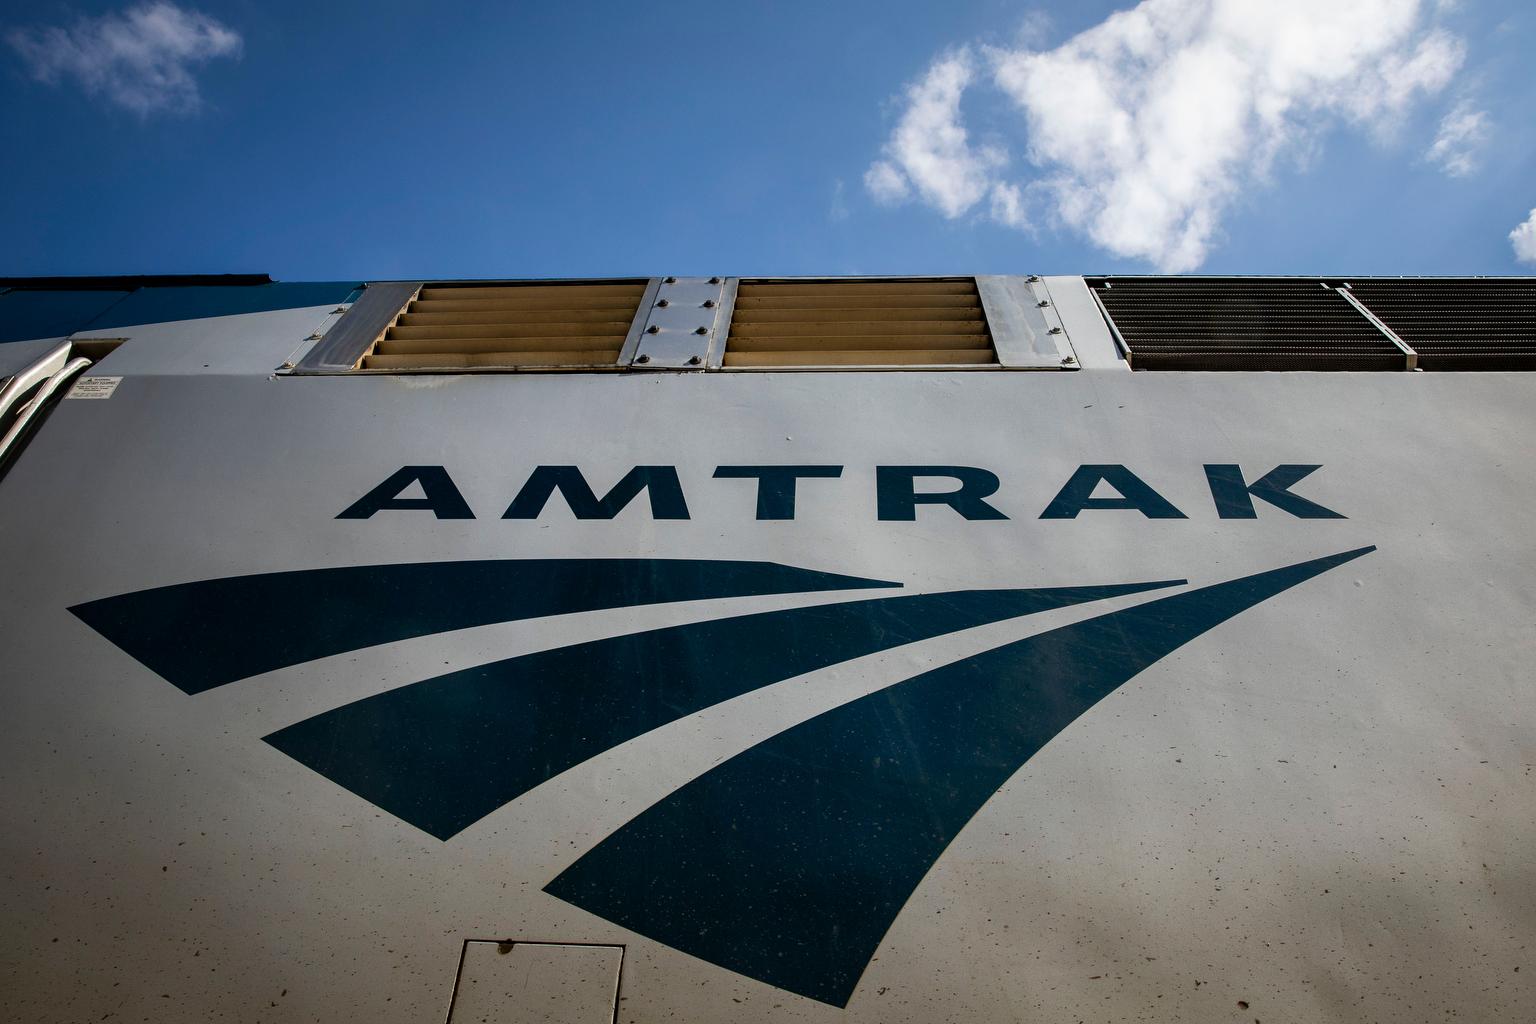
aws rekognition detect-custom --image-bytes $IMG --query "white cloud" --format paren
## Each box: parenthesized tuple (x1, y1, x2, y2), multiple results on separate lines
(989, 181, 1028, 229)
(830, 179, 850, 223)
(1426, 102, 1489, 177)
(6, 2, 241, 116)
(864, 160, 910, 204)
(865, 0, 1464, 271)
(1512, 209, 1536, 265)
(863, 50, 1016, 221)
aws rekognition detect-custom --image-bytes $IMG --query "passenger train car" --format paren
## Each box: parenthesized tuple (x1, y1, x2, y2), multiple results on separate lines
(0, 273, 1532, 1022)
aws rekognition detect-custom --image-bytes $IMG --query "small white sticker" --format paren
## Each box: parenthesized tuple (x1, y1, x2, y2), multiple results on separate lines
(66, 376, 123, 400)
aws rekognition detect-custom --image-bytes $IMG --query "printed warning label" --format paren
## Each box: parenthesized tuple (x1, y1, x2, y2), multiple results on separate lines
(66, 376, 123, 400)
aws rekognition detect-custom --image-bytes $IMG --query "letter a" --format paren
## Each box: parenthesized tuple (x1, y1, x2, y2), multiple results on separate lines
(337, 466, 474, 520)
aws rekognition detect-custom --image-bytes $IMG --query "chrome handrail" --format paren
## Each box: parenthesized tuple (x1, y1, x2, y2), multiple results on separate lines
(0, 341, 72, 430)
(0, 355, 91, 468)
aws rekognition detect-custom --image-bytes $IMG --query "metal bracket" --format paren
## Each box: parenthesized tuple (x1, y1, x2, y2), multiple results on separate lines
(977, 276, 1076, 368)
(629, 277, 728, 369)
(1335, 283, 1418, 370)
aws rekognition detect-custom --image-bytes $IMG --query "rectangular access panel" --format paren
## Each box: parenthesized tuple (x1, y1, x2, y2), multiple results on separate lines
(447, 941, 623, 1024)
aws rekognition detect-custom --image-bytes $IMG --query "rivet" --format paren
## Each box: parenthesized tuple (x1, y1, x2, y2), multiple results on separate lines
(663, 276, 677, 284)
(693, 326, 709, 335)
(708, 276, 721, 284)
(1048, 326, 1063, 334)
(686, 355, 702, 365)
(646, 325, 661, 334)
(1027, 275, 1041, 282)
(1037, 300, 1050, 308)
(656, 298, 670, 308)
(636, 354, 651, 363)
(701, 299, 716, 308)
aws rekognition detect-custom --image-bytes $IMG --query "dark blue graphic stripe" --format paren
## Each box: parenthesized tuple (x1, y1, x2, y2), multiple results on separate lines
(265, 581, 1179, 840)
(69, 559, 896, 695)
(545, 546, 1374, 1007)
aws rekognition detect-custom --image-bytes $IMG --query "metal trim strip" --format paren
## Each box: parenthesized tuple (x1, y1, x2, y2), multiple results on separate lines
(1086, 285, 1136, 366)
(1336, 283, 1419, 370)
(616, 278, 663, 366)
(706, 278, 741, 369)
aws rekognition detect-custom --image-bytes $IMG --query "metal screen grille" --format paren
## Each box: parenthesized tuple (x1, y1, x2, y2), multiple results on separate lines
(723, 280, 997, 368)
(1343, 279, 1536, 371)
(1088, 277, 1404, 371)
(358, 281, 646, 370)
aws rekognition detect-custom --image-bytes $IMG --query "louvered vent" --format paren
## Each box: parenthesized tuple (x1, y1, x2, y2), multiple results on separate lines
(724, 279, 997, 367)
(1089, 277, 1403, 371)
(358, 281, 646, 370)
(1343, 279, 1536, 370)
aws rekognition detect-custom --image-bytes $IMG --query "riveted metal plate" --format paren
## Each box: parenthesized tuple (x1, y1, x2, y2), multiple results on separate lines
(629, 277, 728, 369)
(976, 276, 1076, 369)
(293, 281, 420, 372)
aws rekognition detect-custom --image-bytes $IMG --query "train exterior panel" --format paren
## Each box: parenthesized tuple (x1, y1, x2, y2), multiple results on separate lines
(0, 275, 1532, 1022)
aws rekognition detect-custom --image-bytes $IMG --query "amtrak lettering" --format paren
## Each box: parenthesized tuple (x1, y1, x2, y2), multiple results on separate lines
(337, 463, 1346, 521)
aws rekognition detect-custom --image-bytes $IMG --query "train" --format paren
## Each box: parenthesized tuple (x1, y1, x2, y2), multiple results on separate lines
(1, 271, 1532, 1022)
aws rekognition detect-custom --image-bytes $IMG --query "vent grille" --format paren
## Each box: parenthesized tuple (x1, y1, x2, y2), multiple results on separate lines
(1343, 279, 1536, 371)
(1089, 277, 1403, 371)
(723, 280, 996, 368)
(359, 281, 646, 370)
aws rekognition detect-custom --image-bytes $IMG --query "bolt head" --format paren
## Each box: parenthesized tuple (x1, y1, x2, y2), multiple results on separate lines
(686, 355, 702, 365)
(707, 277, 721, 284)
(1048, 326, 1063, 334)
(646, 325, 661, 334)
(694, 326, 709, 335)
(635, 354, 651, 364)
(701, 299, 716, 308)
(656, 298, 670, 308)
(663, 276, 677, 284)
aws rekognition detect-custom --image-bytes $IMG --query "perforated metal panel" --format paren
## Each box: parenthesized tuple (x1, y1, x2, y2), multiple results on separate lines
(1089, 277, 1404, 371)
(723, 279, 997, 368)
(358, 281, 647, 370)
(1343, 279, 1536, 371)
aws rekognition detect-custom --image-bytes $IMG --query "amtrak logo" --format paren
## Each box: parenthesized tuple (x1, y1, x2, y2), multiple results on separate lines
(70, 547, 1372, 1007)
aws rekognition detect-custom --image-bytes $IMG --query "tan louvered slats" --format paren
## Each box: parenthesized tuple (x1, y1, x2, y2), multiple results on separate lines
(723, 280, 996, 367)
(358, 281, 645, 370)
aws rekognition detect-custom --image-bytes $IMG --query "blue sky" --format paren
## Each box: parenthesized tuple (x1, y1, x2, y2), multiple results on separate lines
(2, 0, 1533, 280)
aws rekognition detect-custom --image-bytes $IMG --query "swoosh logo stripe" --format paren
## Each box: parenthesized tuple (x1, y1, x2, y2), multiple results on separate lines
(544, 546, 1374, 1006)
(264, 581, 1180, 840)
(69, 559, 897, 694)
